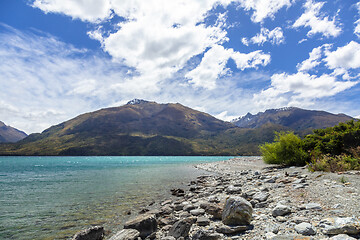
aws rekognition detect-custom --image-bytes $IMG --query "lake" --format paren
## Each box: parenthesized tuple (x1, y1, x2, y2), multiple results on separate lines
(0, 156, 233, 240)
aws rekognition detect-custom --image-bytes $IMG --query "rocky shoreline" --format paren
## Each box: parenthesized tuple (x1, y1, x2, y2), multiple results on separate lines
(72, 157, 360, 240)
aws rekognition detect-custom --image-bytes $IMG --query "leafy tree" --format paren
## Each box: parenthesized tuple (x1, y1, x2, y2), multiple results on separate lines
(260, 131, 309, 166)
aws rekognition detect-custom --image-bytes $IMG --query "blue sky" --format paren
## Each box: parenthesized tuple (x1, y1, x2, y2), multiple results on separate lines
(1, 0, 360, 134)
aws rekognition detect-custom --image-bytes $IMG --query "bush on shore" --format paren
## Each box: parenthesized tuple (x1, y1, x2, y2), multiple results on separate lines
(260, 131, 309, 166)
(260, 120, 360, 171)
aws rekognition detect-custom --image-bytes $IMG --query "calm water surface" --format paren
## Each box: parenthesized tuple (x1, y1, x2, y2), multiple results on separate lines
(0, 156, 233, 240)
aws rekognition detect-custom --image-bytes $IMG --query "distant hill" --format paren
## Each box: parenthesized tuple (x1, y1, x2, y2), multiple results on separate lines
(0, 121, 27, 143)
(232, 107, 353, 135)
(0, 102, 354, 156)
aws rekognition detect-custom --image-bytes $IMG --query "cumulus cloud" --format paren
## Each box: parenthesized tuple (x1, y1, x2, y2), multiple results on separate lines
(185, 45, 270, 89)
(33, 0, 239, 90)
(243, 27, 285, 46)
(325, 41, 360, 70)
(0, 24, 271, 133)
(237, 0, 294, 23)
(297, 44, 331, 72)
(293, 0, 342, 38)
(253, 72, 358, 109)
(32, 0, 112, 22)
(0, 24, 130, 133)
(297, 46, 323, 72)
(32, 0, 278, 92)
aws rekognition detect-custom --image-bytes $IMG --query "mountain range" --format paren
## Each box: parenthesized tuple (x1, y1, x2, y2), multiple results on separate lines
(232, 107, 353, 135)
(0, 100, 354, 156)
(0, 121, 27, 143)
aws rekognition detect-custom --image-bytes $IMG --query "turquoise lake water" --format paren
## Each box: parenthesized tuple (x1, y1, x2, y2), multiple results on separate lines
(0, 156, 233, 240)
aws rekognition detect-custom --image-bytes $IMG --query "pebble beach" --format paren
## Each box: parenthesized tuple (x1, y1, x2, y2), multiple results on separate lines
(73, 157, 360, 240)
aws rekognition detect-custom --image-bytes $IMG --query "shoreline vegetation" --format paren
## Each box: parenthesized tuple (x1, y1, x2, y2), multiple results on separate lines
(70, 157, 360, 240)
(260, 120, 360, 172)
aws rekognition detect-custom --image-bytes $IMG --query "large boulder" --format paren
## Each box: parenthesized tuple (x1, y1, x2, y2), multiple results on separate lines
(168, 217, 196, 238)
(320, 217, 360, 235)
(71, 226, 104, 240)
(108, 229, 140, 240)
(221, 196, 253, 226)
(329, 234, 357, 240)
(124, 213, 157, 238)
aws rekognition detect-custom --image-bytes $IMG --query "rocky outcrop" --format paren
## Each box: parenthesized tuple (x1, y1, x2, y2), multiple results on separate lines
(320, 217, 360, 235)
(108, 229, 140, 240)
(71, 226, 104, 240)
(123, 213, 157, 238)
(168, 217, 196, 238)
(221, 196, 253, 226)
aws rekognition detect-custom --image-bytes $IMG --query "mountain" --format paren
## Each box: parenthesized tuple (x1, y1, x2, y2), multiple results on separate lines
(0, 102, 354, 156)
(0, 121, 27, 143)
(232, 107, 354, 135)
(0, 100, 240, 155)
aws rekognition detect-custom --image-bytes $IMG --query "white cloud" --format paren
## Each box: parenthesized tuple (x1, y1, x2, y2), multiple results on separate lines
(293, 0, 342, 38)
(32, 0, 112, 22)
(241, 37, 249, 46)
(249, 27, 285, 46)
(185, 45, 270, 89)
(297, 44, 331, 72)
(355, 2, 360, 38)
(237, 0, 294, 23)
(0, 24, 270, 133)
(215, 111, 238, 121)
(33, 0, 238, 91)
(254, 72, 358, 109)
(325, 41, 360, 69)
(0, 25, 130, 133)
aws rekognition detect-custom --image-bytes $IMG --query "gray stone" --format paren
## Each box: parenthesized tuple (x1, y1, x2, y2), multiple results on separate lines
(192, 229, 222, 240)
(265, 232, 276, 239)
(265, 178, 276, 183)
(222, 196, 253, 226)
(253, 192, 270, 202)
(190, 208, 205, 216)
(242, 189, 258, 199)
(295, 222, 316, 236)
(173, 204, 183, 211)
(268, 235, 313, 240)
(160, 237, 176, 240)
(196, 217, 210, 226)
(293, 184, 307, 189)
(108, 229, 140, 240)
(124, 213, 157, 238)
(265, 224, 280, 234)
(292, 216, 310, 224)
(272, 204, 291, 217)
(321, 217, 360, 235)
(183, 204, 196, 212)
(329, 234, 357, 240)
(168, 217, 196, 238)
(300, 203, 322, 210)
(215, 223, 248, 234)
(226, 185, 242, 194)
(72, 226, 104, 240)
(293, 178, 306, 184)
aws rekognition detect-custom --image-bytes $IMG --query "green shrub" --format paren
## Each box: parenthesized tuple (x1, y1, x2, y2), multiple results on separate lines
(304, 120, 360, 156)
(308, 154, 360, 172)
(260, 131, 309, 166)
